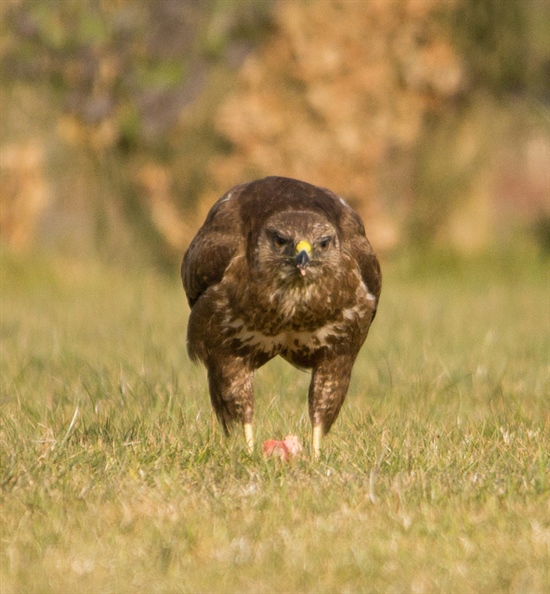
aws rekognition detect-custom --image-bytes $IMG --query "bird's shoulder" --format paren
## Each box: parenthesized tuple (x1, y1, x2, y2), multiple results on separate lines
(341, 208, 382, 302)
(315, 186, 382, 303)
(181, 183, 248, 307)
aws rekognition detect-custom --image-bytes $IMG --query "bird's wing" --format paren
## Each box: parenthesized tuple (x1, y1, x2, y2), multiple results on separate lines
(356, 240, 382, 302)
(181, 186, 245, 307)
(341, 205, 382, 303)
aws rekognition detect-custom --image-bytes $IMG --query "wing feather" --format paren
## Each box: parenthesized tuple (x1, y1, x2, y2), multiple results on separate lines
(181, 185, 246, 306)
(338, 202, 382, 303)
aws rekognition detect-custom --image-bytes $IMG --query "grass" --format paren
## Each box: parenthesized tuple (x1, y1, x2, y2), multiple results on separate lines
(1, 246, 549, 593)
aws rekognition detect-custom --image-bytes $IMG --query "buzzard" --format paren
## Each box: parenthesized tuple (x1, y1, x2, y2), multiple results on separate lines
(182, 176, 381, 456)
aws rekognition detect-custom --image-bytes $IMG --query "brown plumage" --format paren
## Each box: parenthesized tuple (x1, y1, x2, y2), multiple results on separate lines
(181, 176, 381, 455)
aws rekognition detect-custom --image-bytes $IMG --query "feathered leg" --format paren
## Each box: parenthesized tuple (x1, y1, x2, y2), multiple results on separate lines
(308, 356, 353, 456)
(206, 355, 255, 453)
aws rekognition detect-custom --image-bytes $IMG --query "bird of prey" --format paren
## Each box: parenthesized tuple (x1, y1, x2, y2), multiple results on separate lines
(182, 176, 381, 456)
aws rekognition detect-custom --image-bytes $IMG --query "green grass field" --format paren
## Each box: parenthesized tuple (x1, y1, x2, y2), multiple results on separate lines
(1, 247, 548, 593)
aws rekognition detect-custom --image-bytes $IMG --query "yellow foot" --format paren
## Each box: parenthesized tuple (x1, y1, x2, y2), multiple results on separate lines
(244, 423, 254, 454)
(312, 425, 322, 458)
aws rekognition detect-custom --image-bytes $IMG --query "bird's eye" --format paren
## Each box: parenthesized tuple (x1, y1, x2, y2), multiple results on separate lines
(272, 233, 287, 248)
(319, 236, 332, 250)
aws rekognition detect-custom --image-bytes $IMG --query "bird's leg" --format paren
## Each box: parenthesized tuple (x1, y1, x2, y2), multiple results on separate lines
(244, 422, 254, 454)
(308, 355, 354, 457)
(206, 355, 255, 451)
(312, 425, 323, 458)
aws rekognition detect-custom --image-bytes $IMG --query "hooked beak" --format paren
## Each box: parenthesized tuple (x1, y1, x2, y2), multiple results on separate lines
(294, 240, 312, 276)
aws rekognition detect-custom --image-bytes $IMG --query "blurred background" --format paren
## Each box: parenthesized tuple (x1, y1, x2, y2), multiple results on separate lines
(1, 0, 549, 271)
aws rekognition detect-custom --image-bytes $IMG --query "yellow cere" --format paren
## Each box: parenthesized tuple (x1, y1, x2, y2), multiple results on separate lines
(295, 240, 312, 254)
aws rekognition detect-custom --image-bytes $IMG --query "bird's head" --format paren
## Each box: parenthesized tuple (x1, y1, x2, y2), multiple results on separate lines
(256, 211, 341, 286)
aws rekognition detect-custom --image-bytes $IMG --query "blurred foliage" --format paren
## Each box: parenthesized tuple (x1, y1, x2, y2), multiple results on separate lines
(1, 0, 274, 267)
(2, 0, 273, 151)
(0, 0, 548, 266)
(408, 0, 550, 247)
(451, 0, 549, 98)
